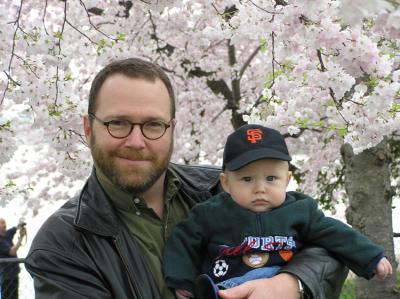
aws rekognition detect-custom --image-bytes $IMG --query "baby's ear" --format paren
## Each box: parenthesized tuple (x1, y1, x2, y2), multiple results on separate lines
(219, 173, 229, 193)
(286, 171, 292, 187)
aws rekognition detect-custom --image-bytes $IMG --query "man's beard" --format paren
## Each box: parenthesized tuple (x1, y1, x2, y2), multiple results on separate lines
(90, 134, 173, 194)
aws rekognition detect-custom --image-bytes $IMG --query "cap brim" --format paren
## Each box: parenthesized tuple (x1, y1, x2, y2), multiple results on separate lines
(225, 148, 291, 171)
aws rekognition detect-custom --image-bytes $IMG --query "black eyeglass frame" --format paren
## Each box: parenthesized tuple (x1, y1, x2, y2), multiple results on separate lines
(88, 113, 173, 140)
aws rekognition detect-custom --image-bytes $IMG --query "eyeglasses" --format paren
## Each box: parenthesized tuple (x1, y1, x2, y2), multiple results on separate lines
(88, 113, 172, 140)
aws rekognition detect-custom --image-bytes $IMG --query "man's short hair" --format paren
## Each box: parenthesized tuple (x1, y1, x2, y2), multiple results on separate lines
(88, 58, 175, 118)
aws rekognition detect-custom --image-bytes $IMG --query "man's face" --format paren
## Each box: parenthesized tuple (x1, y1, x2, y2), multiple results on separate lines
(84, 74, 175, 194)
(220, 159, 291, 213)
(0, 218, 6, 236)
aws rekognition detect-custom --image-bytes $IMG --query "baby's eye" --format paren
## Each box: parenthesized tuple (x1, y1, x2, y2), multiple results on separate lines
(266, 176, 276, 181)
(241, 177, 252, 182)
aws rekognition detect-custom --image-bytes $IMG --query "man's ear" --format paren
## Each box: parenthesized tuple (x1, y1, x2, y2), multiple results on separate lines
(171, 119, 177, 128)
(83, 115, 92, 148)
(170, 119, 177, 134)
(219, 172, 230, 193)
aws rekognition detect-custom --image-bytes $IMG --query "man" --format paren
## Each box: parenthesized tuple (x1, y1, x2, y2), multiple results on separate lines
(0, 218, 26, 299)
(25, 58, 348, 298)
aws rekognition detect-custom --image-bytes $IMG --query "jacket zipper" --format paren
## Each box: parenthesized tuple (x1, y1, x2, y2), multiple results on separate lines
(256, 213, 262, 235)
(113, 238, 141, 298)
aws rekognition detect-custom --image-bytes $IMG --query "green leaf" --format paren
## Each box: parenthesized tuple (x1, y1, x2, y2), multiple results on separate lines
(368, 75, 378, 89)
(302, 72, 308, 84)
(116, 33, 126, 41)
(281, 60, 294, 72)
(295, 118, 309, 129)
(313, 120, 325, 128)
(389, 103, 400, 116)
(64, 73, 73, 81)
(263, 69, 284, 89)
(55, 31, 63, 40)
(337, 127, 348, 137)
(5, 180, 16, 188)
(260, 37, 268, 52)
(1, 120, 12, 129)
(97, 39, 106, 52)
(48, 104, 62, 117)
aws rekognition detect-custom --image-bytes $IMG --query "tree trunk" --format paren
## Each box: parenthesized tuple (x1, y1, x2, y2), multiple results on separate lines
(341, 140, 398, 299)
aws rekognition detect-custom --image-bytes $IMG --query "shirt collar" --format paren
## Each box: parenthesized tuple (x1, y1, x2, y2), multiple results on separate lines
(95, 166, 181, 212)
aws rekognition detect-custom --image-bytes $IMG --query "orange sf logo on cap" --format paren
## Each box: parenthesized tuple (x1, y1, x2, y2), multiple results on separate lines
(247, 129, 263, 143)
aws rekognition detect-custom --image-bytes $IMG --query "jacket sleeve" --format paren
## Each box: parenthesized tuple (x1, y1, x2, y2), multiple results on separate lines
(301, 198, 383, 279)
(25, 248, 113, 299)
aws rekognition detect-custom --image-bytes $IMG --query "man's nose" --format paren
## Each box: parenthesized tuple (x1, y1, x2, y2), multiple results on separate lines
(124, 125, 146, 148)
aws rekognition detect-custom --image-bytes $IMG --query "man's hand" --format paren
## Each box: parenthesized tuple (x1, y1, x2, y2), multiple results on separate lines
(19, 226, 27, 238)
(218, 273, 301, 299)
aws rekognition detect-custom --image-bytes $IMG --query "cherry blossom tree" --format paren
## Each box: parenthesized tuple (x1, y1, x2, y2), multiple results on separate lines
(0, 0, 399, 296)
(222, 1, 400, 297)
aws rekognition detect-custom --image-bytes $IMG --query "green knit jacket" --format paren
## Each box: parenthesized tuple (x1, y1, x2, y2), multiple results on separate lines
(163, 191, 383, 290)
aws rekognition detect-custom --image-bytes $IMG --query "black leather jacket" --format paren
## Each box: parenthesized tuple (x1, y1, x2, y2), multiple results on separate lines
(25, 164, 347, 298)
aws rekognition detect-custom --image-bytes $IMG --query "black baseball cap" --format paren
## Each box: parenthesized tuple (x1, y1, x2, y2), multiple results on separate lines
(222, 124, 292, 171)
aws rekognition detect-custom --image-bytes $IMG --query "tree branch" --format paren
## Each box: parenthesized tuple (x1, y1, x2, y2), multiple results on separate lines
(275, 0, 288, 6)
(271, 31, 276, 88)
(247, 92, 266, 114)
(14, 54, 40, 79)
(69, 129, 87, 146)
(3, 71, 21, 87)
(317, 49, 327, 71)
(65, 19, 98, 44)
(117, 0, 133, 18)
(1, 0, 24, 106)
(79, 0, 116, 40)
(317, 49, 350, 126)
(249, 0, 276, 14)
(211, 107, 227, 123)
(54, 0, 67, 108)
(42, 0, 49, 35)
(148, 11, 174, 57)
(228, 40, 245, 128)
(239, 46, 261, 80)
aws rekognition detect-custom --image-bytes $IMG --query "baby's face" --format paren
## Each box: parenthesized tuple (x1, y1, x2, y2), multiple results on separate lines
(220, 159, 291, 213)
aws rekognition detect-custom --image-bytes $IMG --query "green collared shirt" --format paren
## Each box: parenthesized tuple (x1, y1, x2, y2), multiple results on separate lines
(96, 168, 190, 299)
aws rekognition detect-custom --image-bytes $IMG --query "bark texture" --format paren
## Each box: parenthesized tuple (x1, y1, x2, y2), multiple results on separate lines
(341, 140, 398, 299)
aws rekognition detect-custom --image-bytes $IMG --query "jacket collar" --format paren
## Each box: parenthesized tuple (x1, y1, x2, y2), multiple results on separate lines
(169, 163, 221, 193)
(74, 169, 121, 237)
(73, 164, 221, 236)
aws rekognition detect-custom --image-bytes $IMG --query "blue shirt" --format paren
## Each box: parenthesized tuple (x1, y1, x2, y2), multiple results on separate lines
(0, 227, 19, 279)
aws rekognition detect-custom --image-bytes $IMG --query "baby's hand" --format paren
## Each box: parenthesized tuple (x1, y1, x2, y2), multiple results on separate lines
(175, 289, 194, 299)
(374, 257, 392, 279)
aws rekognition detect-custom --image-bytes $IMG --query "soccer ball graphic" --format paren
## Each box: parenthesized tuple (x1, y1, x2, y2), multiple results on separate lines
(213, 259, 229, 277)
